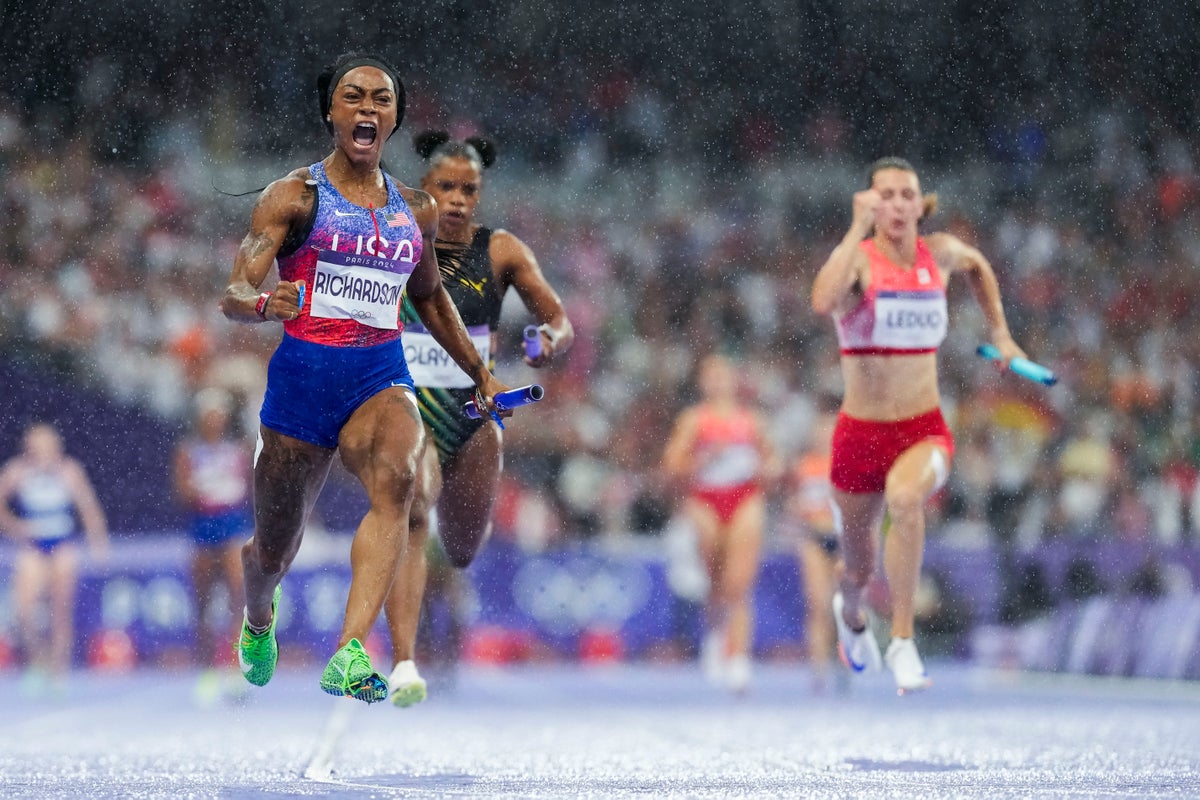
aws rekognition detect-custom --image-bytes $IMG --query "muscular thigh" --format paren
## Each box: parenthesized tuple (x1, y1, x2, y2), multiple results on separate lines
(48, 544, 80, 594)
(721, 495, 765, 581)
(830, 489, 885, 576)
(435, 423, 502, 552)
(440, 424, 501, 508)
(886, 440, 952, 503)
(14, 549, 49, 598)
(684, 499, 724, 569)
(339, 386, 426, 494)
(411, 436, 443, 521)
(255, 427, 336, 499)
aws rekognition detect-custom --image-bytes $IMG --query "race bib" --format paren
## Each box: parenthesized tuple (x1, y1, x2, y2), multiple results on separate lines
(310, 250, 414, 330)
(403, 323, 491, 388)
(872, 291, 948, 350)
(696, 443, 760, 488)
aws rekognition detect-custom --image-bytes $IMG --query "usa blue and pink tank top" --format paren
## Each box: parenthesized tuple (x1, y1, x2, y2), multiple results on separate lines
(276, 162, 423, 347)
(180, 439, 250, 516)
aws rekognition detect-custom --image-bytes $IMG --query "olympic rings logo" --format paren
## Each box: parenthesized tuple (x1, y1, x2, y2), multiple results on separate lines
(512, 557, 652, 636)
(349, 309, 376, 319)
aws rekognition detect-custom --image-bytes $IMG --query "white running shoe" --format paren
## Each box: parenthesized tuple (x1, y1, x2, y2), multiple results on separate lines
(725, 654, 752, 694)
(832, 591, 882, 673)
(387, 660, 428, 708)
(885, 637, 932, 694)
(700, 631, 726, 685)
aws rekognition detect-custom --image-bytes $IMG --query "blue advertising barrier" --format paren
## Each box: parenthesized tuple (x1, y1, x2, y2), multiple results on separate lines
(0, 535, 809, 666)
(3, 535, 1198, 671)
(466, 538, 805, 658)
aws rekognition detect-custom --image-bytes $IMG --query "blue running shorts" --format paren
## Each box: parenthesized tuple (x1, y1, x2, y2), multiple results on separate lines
(189, 509, 250, 547)
(260, 334, 414, 448)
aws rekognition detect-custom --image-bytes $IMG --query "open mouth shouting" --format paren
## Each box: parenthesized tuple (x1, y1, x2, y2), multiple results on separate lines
(352, 122, 378, 146)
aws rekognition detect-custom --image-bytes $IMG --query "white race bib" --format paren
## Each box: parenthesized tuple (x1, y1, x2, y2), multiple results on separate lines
(18, 475, 75, 540)
(872, 291, 948, 350)
(310, 250, 414, 330)
(696, 443, 760, 488)
(403, 324, 491, 388)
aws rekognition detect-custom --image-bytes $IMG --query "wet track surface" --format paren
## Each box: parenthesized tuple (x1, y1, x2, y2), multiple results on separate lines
(2, 661, 1198, 798)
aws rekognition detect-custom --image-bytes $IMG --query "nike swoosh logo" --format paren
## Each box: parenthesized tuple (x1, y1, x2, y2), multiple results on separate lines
(333, 210, 360, 217)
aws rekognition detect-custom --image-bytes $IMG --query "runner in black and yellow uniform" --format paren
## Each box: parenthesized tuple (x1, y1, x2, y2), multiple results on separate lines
(399, 226, 503, 464)
(385, 131, 574, 706)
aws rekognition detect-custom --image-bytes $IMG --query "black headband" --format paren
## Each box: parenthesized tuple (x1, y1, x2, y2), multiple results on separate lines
(319, 57, 406, 136)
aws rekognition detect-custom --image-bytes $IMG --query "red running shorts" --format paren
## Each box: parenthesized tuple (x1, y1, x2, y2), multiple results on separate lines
(830, 408, 954, 494)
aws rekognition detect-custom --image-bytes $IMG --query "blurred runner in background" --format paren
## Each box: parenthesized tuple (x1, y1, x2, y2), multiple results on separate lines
(0, 422, 108, 695)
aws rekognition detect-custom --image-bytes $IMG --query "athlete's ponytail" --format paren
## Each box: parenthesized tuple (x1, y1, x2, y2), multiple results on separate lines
(414, 130, 451, 159)
(414, 130, 498, 170)
(464, 137, 497, 169)
(921, 194, 939, 218)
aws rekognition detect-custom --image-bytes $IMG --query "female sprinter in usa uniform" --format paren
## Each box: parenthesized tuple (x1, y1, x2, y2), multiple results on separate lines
(173, 388, 250, 700)
(811, 157, 1027, 693)
(382, 131, 574, 707)
(0, 422, 108, 691)
(220, 53, 508, 704)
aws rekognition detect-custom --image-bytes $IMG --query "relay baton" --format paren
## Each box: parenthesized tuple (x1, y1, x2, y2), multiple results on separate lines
(523, 325, 543, 359)
(976, 344, 1058, 386)
(296, 280, 306, 312)
(463, 384, 546, 420)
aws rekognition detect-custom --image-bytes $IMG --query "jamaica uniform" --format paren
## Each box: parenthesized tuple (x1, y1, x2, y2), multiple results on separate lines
(401, 227, 503, 464)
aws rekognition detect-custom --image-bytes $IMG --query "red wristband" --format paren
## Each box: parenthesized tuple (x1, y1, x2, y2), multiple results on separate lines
(254, 292, 272, 319)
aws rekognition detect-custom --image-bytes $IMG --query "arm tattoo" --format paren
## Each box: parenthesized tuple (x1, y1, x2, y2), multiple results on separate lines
(408, 192, 432, 214)
(243, 230, 278, 264)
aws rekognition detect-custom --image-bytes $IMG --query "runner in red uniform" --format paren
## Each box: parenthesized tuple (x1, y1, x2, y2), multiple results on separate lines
(811, 157, 1029, 693)
(663, 354, 779, 693)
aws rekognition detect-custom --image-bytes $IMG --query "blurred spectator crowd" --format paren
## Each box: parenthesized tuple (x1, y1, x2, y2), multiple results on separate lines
(3, 0, 1200, 560)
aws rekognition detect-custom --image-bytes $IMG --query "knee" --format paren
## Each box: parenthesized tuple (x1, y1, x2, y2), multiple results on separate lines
(713, 581, 750, 607)
(376, 457, 420, 512)
(443, 534, 480, 568)
(717, 559, 758, 598)
(408, 496, 434, 543)
(258, 557, 288, 576)
(841, 561, 872, 587)
(885, 484, 925, 526)
(244, 538, 290, 576)
(406, 519, 431, 555)
(441, 520, 492, 569)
